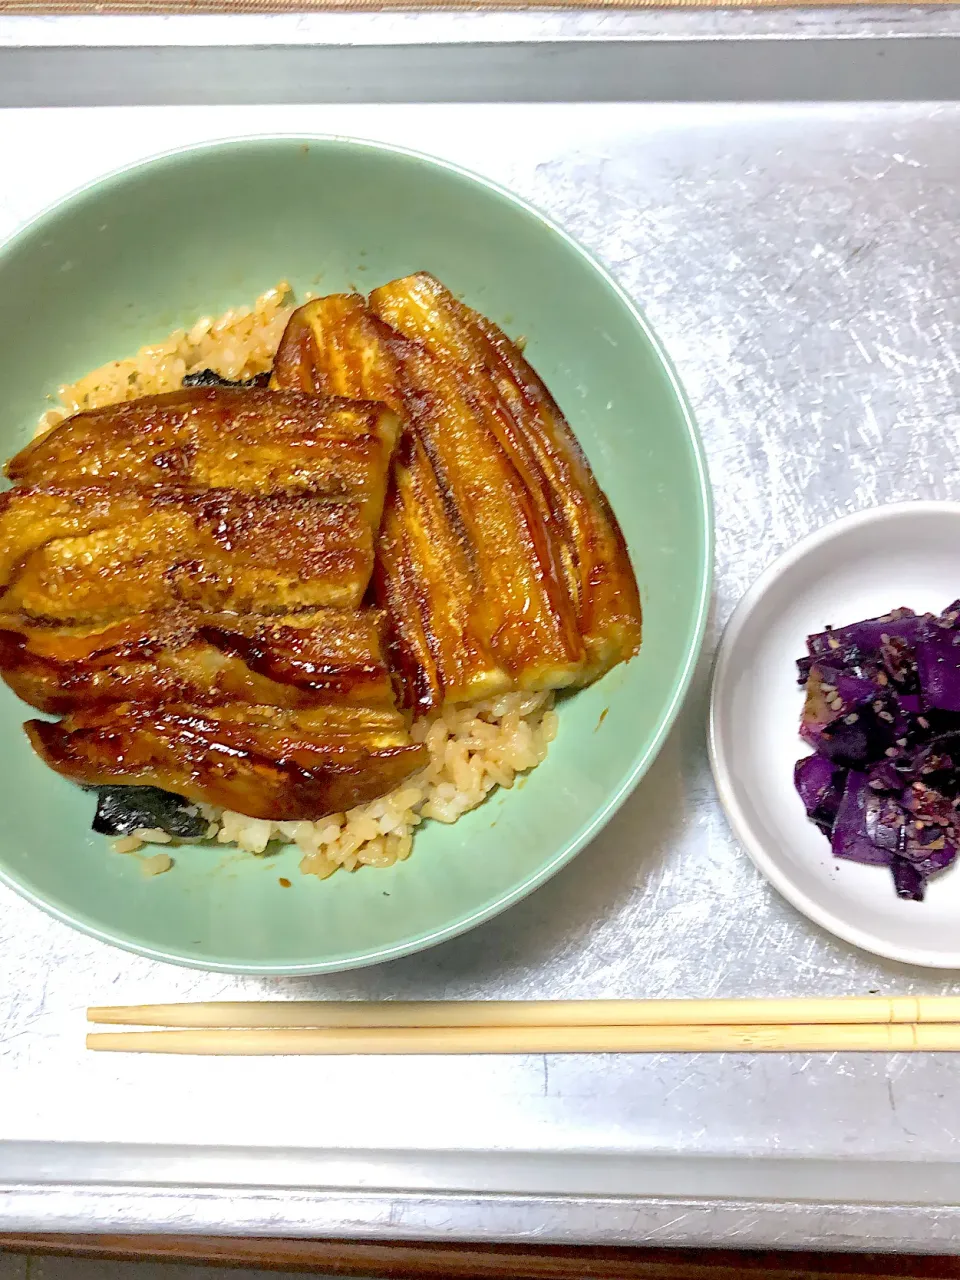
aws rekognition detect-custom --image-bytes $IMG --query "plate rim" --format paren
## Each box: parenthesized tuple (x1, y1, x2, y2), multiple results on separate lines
(0, 132, 714, 974)
(708, 499, 960, 970)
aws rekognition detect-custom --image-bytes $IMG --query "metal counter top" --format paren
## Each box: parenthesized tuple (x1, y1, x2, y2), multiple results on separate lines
(2, 10, 960, 1248)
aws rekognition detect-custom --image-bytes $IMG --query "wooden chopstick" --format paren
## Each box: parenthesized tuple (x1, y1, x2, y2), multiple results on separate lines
(85, 1022, 960, 1055)
(87, 998, 960, 1055)
(87, 996, 960, 1029)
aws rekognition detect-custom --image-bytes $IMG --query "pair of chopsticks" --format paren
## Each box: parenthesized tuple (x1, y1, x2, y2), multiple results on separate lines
(86, 996, 960, 1054)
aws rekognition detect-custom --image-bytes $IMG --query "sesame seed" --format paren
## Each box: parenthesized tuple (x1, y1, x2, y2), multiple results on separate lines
(886, 747, 899, 757)
(897, 737, 908, 747)
(879, 710, 895, 722)
(918, 716, 930, 729)
(876, 672, 889, 686)
(844, 713, 859, 725)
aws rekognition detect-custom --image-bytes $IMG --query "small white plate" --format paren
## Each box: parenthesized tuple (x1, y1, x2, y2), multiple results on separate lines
(709, 501, 960, 968)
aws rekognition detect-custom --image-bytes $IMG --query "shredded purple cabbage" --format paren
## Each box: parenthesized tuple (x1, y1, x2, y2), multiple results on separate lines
(795, 601, 960, 901)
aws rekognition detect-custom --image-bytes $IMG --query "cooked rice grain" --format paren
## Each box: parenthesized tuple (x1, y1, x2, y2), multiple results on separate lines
(36, 283, 294, 434)
(38, 286, 560, 878)
(140, 852, 174, 877)
(219, 692, 558, 879)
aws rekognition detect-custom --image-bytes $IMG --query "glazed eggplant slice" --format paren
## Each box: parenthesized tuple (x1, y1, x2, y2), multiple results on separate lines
(369, 272, 642, 684)
(270, 293, 404, 407)
(271, 293, 586, 711)
(7, 386, 400, 529)
(0, 485, 374, 621)
(273, 297, 513, 710)
(0, 608, 395, 714)
(375, 430, 512, 712)
(386, 331, 586, 689)
(27, 703, 428, 822)
(272, 283, 641, 713)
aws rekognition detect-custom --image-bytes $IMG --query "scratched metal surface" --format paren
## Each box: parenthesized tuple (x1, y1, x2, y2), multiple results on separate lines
(3, 17, 960, 1245)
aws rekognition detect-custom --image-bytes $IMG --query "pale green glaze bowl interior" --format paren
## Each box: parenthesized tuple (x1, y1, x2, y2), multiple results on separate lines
(0, 136, 711, 973)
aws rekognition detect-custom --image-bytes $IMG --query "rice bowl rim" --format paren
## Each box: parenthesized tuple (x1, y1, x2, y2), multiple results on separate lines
(0, 133, 713, 974)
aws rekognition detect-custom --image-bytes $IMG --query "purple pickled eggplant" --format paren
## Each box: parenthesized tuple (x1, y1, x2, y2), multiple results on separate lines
(901, 780, 956, 827)
(892, 858, 924, 901)
(894, 825, 958, 899)
(880, 633, 920, 691)
(807, 608, 923, 687)
(831, 772, 900, 866)
(902, 823, 957, 870)
(866, 758, 904, 792)
(795, 601, 960, 903)
(916, 624, 960, 713)
(800, 665, 899, 767)
(807, 608, 918, 658)
(906, 731, 960, 794)
(794, 755, 846, 835)
(895, 692, 923, 717)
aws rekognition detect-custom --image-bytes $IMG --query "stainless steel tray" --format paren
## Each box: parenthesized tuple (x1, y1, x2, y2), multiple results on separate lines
(3, 8, 960, 1250)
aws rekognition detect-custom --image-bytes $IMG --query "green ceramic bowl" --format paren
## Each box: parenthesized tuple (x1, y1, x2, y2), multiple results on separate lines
(0, 136, 711, 973)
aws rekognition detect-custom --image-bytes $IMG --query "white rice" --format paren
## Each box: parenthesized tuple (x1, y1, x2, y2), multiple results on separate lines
(36, 282, 294, 433)
(40, 286, 560, 879)
(220, 691, 558, 878)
